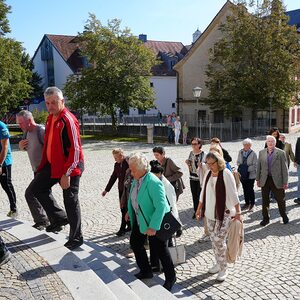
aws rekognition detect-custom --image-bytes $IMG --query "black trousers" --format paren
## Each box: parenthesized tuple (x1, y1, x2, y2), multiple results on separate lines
(119, 190, 130, 231)
(190, 179, 201, 213)
(29, 163, 82, 241)
(241, 178, 255, 205)
(130, 221, 175, 282)
(261, 176, 286, 221)
(0, 165, 17, 212)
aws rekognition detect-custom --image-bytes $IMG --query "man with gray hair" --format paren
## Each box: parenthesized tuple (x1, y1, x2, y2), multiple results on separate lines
(16, 110, 50, 230)
(256, 135, 289, 226)
(29, 87, 85, 250)
(126, 152, 176, 291)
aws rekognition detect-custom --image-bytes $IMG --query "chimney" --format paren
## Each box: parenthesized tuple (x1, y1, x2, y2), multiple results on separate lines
(138, 34, 147, 43)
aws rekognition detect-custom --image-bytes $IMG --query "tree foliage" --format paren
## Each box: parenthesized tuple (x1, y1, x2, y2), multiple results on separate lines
(205, 0, 300, 118)
(64, 16, 157, 127)
(0, 0, 32, 115)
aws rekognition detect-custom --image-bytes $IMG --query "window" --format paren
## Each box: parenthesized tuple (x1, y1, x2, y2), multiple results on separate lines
(213, 110, 224, 123)
(198, 110, 207, 122)
(292, 108, 295, 124)
(150, 82, 154, 87)
(171, 102, 176, 108)
(138, 109, 146, 115)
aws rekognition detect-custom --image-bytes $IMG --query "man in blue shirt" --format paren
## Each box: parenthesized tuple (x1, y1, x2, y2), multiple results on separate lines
(0, 121, 17, 217)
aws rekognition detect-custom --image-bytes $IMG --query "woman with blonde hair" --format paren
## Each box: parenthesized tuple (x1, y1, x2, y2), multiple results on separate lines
(196, 151, 241, 282)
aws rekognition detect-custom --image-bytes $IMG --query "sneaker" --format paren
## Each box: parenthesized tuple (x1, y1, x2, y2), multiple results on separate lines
(0, 251, 11, 267)
(199, 234, 210, 243)
(208, 264, 220, 274)
(294, 198, 300, 205)
(7, 211, 18, 218)
(216, 269, 228, 282)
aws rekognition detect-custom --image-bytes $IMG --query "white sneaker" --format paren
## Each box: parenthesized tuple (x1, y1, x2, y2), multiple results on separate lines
(198, 234, 210, 243)
(216, 269, 228, 282)
(208, 264, 220, 274)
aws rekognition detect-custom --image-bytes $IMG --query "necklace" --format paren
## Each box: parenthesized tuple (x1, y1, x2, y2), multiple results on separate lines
(211, 172, 218, 177)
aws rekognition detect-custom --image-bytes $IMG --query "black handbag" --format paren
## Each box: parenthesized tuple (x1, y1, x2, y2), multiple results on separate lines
(139, 205, 181, 242)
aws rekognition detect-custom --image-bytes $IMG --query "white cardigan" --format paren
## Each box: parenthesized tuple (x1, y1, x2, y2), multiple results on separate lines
(200, 168, 239, 220)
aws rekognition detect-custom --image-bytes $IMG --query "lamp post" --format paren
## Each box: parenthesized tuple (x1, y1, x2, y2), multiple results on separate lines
(193, 86, 202, 137)
(269, 92, 274, 129)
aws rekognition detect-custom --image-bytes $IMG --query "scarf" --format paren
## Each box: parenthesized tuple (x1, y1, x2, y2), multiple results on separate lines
(201, 170, 226, 229)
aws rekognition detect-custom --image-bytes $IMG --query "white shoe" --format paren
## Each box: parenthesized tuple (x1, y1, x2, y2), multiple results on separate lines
(208, 264, 220, 274)
(199, 234, 210, 243)
(216, 269, 228, 282)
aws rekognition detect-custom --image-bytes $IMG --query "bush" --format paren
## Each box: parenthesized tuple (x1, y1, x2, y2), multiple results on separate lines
(32, 109, 48, 124)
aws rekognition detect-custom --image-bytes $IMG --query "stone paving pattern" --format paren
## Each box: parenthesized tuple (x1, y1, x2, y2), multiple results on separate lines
(1, 134, 300, 299)
(0, 231, 73, 299)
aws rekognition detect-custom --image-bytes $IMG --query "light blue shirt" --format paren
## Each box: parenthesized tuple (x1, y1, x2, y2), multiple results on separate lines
(0, 121, 12, 166)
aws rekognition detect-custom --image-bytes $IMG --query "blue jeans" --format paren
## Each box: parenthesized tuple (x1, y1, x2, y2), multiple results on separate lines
(297, 165, 300, 198)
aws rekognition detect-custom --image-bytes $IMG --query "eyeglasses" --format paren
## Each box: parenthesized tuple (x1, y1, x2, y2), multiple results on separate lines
(191, 143, 198, 146)
(206, 161, 217, 166)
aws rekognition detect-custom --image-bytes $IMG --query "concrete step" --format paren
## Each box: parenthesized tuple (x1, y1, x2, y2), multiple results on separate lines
(0, 214, 195, 299)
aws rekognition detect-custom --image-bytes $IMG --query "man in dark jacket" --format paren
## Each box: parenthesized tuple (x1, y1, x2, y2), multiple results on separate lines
(29, 87, 85, 250)
(102, 148, 130, 236)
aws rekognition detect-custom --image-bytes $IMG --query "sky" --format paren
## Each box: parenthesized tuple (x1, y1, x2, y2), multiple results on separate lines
(5, 0, 300, 57)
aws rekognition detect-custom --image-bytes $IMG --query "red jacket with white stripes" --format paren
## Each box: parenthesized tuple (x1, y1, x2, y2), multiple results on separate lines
(37, 108, 84, 178)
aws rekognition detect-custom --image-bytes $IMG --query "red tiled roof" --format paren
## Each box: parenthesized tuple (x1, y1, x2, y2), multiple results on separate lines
(46, 34, 83, 72)
(144, 40, 187, 56)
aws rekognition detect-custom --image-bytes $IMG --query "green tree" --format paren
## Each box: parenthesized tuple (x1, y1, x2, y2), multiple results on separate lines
(64, 16, 157, 128)
(205, 0, 300, 118)
(0, 0, 32, 115)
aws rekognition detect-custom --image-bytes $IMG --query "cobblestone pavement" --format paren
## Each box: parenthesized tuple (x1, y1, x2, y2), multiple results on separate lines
(0, 231, 72, 299)
(1, 134, 300, 299)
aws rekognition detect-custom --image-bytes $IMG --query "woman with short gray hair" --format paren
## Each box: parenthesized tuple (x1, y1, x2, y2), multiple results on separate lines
(237, 138, 257, 212)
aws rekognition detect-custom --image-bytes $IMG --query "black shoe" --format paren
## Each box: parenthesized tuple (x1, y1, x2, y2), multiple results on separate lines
(32, 221, 50, 231)
(192, 214, 196, 219)
(151, 266, 161, 273)
(0, 251, 11, 267)
(176, 229, 183, 238)
(242, 204, 249, 210)
(64, 238, 83, 250)
(125, 225, 131, 232)
(134, 271, 153, 280)
(116, 230, 126, 236)
(163, 277, 176, 291)
(294, 198, 300, 205)
(46, 219, 68, 233)
(260, 219, 270, 226)
(283, 215, 289, 224)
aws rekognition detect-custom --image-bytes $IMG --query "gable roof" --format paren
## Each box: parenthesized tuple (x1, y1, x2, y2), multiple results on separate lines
(173, 0, 234, 71)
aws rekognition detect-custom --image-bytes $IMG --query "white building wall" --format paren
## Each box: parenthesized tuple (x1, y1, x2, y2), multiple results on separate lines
(129, 76, 177, 116)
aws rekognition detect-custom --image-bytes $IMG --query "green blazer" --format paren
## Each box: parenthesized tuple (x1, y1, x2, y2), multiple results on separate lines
(128, 172, 170, 234)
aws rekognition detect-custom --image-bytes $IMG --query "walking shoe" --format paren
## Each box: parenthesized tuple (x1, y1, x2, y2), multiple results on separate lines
(116, 230, 126, 237)
(7, 210, 18, 218)
(125, 251, 134, 258)
(294, 198, 300, 205)
(260, 219, 270, 226)
(64, 238, 83, 250)
(248, 204, 254, 212)
(176, 228, 183, 238)
(46, 219, 68, 233)
(208, 264, 220, 274)
(134, 271, 153, 280)
(216, 269, 228, 282)
(0, 251, 11, 267)
(163, 277, 176, 291)
(125, 225, 131, 232)
(199, 234, 210, 243)
(282, 215, 289, 224)
(32, 221, 50, 231)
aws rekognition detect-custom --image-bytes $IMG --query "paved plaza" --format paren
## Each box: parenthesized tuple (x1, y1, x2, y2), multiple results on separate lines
(1, 133, 300, 299)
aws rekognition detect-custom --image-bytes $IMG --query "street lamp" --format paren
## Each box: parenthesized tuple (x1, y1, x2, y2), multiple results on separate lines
(193, 86, 202, 137)
(269, 92, 274, 129)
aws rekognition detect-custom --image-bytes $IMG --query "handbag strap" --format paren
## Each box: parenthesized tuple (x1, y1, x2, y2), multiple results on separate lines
(138, 204, 149, 227)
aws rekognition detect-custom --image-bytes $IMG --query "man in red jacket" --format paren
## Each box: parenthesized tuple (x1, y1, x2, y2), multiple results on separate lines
(29, 86, 84, 250)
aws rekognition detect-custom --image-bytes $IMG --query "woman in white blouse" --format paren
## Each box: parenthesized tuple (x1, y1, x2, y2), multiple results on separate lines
(195, 151, 241, 282)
